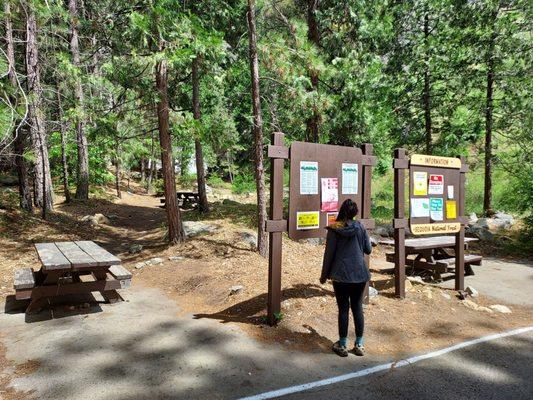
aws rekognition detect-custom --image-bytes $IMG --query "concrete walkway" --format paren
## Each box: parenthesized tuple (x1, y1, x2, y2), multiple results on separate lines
(440, 257, 533, 307)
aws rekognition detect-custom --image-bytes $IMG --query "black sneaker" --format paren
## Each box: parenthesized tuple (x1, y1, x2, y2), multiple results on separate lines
(352, 344, 365, 356)
(332, 341, 348, 357)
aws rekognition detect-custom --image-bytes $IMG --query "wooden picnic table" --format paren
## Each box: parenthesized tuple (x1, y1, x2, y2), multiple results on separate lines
(14, 241, 132, 313)
(380, 235, 482, 277)
(160, 191, 199, 209)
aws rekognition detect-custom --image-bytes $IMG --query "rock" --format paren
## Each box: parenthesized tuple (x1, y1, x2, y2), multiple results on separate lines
(301, 238, 326, 246)
(149, 257, 164, 265)
(424, 288, 433, 299)
(183, 221, 219, 237)
(230, 285, 244, 295)
(369, 286, 379, 297)
(129, 244, 143, 254)
(489, 304, 512, 314)
(222, 198, 240, 206)
(82, 213, 110, 226)
(407, 276, 424, 284)
(205, 184, 213, 194)
(134, 262, 146, 269)
(457, 290, 469, 300)
(493, 211, 515, 228)
(440, 291, 451, 300)
(466, 224, 494, 241)
(461, 299, 479, 310)
(404, 279, 413, 291)
(466, 286, 479, 298)
(107, 214, 119, 220)
(477, 306, 494, 313)
(369, 235, 380, 247)
(240, 232, 258, 249)
(468, 212, 478, 224)
(375, 224, 393, 237)
(169, 256, 184, 261)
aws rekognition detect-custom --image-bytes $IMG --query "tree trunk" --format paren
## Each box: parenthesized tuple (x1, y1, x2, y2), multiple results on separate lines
(140, 156, 146, 183)
(57, 87, 71, 203)
(5, 1, 33, 212)
(423, 12, 432, 154)
(115, 143, 121, 199)
(155, 58, 184, 243)
(147, 134, 155, 193)
(247, 0, 268, 257)
(68, 0, 90, 200)
(25, 4, 54, 214)
(483, 18, 497, 216)
(192, 56, 209, 213)
(307, 0, 320, 143)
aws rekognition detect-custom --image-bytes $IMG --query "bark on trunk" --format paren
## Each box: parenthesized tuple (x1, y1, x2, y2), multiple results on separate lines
(423, 12, 432, 154)
(115, 143, 121, 199)
(147, 134, 155, 193)
(68, 0, 90, 200)
(140, 156, 145, 183)
(192, 56, 209, 213)
(307, 0, 320, 143)
(247, 0, 268, 257)
(483, 19, 497, 216)
(25, 4, 54, 214)
(6, 1, 33, 212)
(57, 87, 71, 203)
(156, 58, 184, 243)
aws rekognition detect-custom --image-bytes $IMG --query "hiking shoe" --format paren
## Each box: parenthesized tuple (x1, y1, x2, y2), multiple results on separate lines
(332, 341, 348, 357)
(353, 345, 365, 356)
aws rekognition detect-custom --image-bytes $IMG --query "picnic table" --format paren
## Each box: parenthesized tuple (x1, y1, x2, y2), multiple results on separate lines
(160, 191, 199, 209)
(380, 235, 482, 278)
(14, 241, 132, 313)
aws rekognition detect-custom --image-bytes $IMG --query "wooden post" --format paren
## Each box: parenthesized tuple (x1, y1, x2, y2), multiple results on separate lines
(393, 148, 407, 298)
(267, 132, 287, 325)
(361, 144, 374, 304)
(455, 155, 467, 291)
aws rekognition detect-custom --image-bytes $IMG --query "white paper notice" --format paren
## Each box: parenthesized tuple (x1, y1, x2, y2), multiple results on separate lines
(341, 163, 358, 195)
(300, 161, 318, 195)
(411, 198, 430, 218)
(428, 174, 444, 195)
(447, 185, 454, 199)
(430, 198, 444, 221)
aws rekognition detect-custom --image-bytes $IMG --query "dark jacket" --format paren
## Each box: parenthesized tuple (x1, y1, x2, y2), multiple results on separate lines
(320, 220, 372, 283)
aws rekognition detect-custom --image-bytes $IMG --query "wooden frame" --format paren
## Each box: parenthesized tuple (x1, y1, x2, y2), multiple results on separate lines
(393, 149, 467, 298)
(266, 133, 376, 325)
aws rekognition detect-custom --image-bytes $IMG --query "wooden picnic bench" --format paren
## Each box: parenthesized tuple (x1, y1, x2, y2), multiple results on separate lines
(160, 191, 199, 209)
(13, 241, 132, 313)
(380, 236, 482, 279)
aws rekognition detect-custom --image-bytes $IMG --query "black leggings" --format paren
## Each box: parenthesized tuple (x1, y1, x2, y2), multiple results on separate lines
(332, 281, 366, 339)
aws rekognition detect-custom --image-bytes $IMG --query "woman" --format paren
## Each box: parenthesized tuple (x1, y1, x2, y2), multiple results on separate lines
(320, 199, 372, 357)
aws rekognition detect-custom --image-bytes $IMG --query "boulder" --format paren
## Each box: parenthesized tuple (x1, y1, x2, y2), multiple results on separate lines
(129, 244, 143, 254)
(466, 286, 479, 298)
(468, 212, 478, 224)
(240, 232, 258, 249)
(466, 224, 494, 241)
(230, 285, 244, 295)
(183, 221, 219, 237)
(489, 304, 512, 314)
(301, 237, 326, 246)
(461, 299, 479, 310)
(81, 213, 110, 226)
(374, 224, 393, 237)
(493, 211, 515, 228)
(134, 262, 147, 269)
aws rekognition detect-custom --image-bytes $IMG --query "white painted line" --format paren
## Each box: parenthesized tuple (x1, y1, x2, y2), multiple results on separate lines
(238, 326, 533, 400)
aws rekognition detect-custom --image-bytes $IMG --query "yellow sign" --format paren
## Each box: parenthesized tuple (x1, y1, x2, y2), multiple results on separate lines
(410, 222, 461, 235)
(413, 171, 428, 195)
(296, 211, 320, 230)
(411, 154, 461, 169)
(446, 201, 457, 219)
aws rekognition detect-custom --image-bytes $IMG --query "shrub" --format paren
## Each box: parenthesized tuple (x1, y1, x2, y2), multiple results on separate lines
(232, 173, 256, 194)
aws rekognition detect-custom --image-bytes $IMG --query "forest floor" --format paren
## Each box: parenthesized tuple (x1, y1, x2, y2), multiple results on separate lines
(0, 181, 532, 398)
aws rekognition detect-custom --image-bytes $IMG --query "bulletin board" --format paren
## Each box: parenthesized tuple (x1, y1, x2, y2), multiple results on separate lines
(288, 142, 373, 240)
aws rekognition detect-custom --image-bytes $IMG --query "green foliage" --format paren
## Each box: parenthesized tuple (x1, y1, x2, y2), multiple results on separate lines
(232, 173, 256, 195)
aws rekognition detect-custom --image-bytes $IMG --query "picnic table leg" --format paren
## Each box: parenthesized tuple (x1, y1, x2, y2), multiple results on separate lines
(92, 268, 123, 304)
(26, 296, 49, 314)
